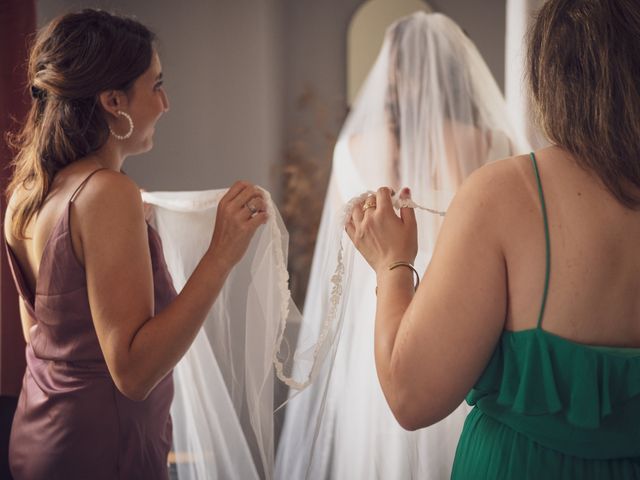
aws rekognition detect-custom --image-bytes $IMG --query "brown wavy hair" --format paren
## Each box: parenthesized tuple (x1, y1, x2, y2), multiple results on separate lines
(528, 0, 640, 207)
(6, 9, 155, 238)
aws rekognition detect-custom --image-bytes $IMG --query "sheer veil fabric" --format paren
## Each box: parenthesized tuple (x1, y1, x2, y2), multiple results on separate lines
(142, 189, 362, 478)
(275, 12, 529, 480)
(143, 189, 317, 480)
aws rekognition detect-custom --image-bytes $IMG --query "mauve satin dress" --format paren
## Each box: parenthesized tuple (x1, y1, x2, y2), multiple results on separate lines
(6, 176, 177, 479)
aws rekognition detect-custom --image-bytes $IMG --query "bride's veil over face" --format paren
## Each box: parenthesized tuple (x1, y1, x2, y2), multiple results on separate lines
(338, 12, 526, 199)
(276, 12, 529, 480)
(332, 12, 527, 257)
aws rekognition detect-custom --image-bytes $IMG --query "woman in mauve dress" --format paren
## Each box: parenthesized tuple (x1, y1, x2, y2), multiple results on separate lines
(4, 9, 267, 479)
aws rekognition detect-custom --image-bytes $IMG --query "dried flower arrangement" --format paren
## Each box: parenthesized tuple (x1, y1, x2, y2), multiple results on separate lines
(278, 84, 347, 307)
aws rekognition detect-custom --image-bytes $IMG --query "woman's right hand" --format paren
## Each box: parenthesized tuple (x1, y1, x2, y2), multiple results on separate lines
(346, 187, 418, 274)
(208, 181, 268, 268)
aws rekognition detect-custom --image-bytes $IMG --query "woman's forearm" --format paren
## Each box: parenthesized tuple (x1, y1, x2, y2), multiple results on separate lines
(115, 250, 232, 400)
(373, 267, 415, 424)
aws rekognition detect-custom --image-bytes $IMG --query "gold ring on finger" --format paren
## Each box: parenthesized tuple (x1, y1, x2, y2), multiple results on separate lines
(362, 200, 376, 212)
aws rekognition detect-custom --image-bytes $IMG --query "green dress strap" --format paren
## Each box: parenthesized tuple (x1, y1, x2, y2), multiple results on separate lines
(530, 152, 551, 329)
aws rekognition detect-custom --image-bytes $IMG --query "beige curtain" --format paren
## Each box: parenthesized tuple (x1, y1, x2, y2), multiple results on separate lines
(505, 0, 548, 149)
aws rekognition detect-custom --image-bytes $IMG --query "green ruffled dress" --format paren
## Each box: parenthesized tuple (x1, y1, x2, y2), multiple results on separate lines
(451, 153, 640, 479)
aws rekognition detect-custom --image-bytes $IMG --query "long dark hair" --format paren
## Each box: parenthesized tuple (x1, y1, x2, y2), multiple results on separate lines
(528, 0, 640, 208)
(6, 9, 155, 238)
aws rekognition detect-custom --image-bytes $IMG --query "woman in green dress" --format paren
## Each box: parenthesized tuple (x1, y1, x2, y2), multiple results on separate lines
(346, 0, 640, 478)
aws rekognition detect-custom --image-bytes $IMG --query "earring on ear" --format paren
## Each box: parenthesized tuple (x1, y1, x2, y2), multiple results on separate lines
(109, 111, 134, 140)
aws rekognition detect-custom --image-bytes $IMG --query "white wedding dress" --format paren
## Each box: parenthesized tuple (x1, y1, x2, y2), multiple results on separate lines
(276, 12, 529, 480)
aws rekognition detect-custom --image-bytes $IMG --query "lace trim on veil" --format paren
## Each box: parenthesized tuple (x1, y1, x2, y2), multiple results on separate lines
(273, 191, 445, 390)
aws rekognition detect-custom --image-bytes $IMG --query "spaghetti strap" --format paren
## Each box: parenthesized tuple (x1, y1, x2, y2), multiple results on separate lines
(69, 168, 109, 203)
(530, 152, 551, 329)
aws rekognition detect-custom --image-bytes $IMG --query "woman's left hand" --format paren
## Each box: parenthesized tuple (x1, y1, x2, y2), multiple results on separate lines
(346, 186, 418, 274)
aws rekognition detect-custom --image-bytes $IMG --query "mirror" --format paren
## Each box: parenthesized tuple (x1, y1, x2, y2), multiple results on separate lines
(347, 0, 432, 105)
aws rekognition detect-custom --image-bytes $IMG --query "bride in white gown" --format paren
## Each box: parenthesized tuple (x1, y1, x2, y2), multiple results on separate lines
(276, 12, 529, 480)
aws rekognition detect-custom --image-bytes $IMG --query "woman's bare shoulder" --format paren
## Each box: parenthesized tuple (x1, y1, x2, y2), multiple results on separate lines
(454, 154, 535, 212)
(70, 169, 145, 231)
(74, 170, 141, 208)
